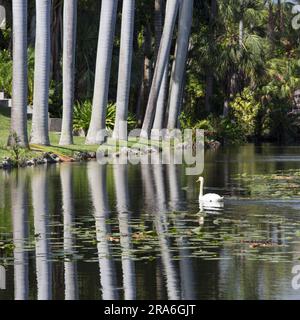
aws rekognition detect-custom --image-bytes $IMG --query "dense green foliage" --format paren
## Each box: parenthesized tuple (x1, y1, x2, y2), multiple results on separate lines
(73, 101, 137, 135)
(1, 0, 300, 144)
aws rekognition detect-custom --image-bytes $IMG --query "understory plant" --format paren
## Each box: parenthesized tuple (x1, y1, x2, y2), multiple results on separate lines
(73, 101, 137, 136)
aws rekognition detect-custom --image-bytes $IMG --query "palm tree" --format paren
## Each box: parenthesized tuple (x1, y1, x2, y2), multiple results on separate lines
(152, 66, 168, 136)
(140, 0, 180, 139)
(113, 0, 135, 141)
(204, 0, 217, 113)
(31, 0, 51, 145)
(9, 0, 28, 148)
(217, 0, 265, 116)
(59, 0, 77, 146)
(152, 1, 168, 138)
(167, 0, 194, 130)
(86, 0, 118, 145)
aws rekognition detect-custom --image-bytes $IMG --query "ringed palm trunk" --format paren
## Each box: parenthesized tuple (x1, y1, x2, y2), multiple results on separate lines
(152, 63, 168, 138)
(154, 0, 164, 58)
(86, 0, 118, 145)
(140, 0, 180, 139)
(136, 24, 152, 126)
(31, 0, 51, 146)
(152, 0, 168, 138)
(9, 0, 28, 147)
(59, 0, 77, 146)
(167, 0, 193, 130)
(205, 0, 217, 113)
(113, 0, 135, 141)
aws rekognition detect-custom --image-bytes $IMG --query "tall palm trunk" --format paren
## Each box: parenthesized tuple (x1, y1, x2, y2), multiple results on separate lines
(31, 0, 51, 145)
(152, 0, 168, 136)
(205, 0, 217, 113)
(140, 0, 180, 139)
(86, 0, 118, 145)
(59, 0, 77, 145)
(113, 0, 135, 141)
(154, 0, 164, 57)
(152, 66, 168, 134)
(239, 19, 244, 48)
(223, 72, 238, 117)
(51, 0, 63, 92)
(9, 0, 28, 147)
(136, 24, 152, 126)
(167, 0, 193, 130)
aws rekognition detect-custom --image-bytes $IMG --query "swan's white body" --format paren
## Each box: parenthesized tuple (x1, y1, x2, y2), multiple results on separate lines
(198, 177, 224, 203)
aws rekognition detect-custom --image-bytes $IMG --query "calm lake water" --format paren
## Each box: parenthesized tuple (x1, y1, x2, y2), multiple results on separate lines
(1, 144, 300, 300)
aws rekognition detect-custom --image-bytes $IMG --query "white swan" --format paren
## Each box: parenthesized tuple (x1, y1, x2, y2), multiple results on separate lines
(197, 177, 224, 203)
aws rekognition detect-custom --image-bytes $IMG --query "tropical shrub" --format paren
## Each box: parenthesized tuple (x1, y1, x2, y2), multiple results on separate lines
(180, 110, 246, 145)
(73, 101, 137, 135)
(231, 88, 261, 138)
(73, 100, 92, 135)
(0, 50, 12, 95)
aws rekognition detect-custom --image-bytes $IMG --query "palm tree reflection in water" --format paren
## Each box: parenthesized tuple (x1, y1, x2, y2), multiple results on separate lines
(113, 159, 136, 300)
(60, 165, 79, 300)
(88, 162, 119, 300)
(166, 158, 196, 300)
(11, 171, 29, 300)
(152, 154, 180, 300)
(31, 167, 52, 300)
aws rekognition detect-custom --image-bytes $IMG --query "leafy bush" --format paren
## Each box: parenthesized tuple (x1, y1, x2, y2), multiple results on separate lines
(180, 111, 246, 145)
(231, 88, 261, 138)
(0, 50, 12, 95)
(7, 132, 26, 165)
(73, 100, 93, 135)
(0, 47, 60, 111)
(73, 101, 137, 135)
(216, 117, 246, 145)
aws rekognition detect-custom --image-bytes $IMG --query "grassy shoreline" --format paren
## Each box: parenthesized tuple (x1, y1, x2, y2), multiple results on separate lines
(0, 109, 165, 163)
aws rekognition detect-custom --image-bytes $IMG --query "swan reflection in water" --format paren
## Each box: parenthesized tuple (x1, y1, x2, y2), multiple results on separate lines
(199, 201, 224, 215)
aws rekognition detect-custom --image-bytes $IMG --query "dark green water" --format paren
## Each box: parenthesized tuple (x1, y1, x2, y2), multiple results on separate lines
(1, 144, 300, 300)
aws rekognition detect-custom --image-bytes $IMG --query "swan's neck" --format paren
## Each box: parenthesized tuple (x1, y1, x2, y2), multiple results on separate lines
(199, 179, 204, 198)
